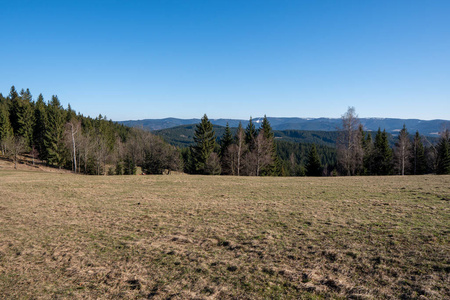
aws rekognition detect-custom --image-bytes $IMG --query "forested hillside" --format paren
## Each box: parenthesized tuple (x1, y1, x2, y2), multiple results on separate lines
(0, 86, 180, 175)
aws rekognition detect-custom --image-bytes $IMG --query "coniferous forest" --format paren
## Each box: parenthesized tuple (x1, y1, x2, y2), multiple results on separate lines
(1, 87, 449, 176)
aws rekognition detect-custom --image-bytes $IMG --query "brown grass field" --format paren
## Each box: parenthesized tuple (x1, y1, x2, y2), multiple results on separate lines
(0, 167, 449, 299)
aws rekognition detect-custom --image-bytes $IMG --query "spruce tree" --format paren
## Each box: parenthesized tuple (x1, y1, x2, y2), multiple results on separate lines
(363, 131, 374, 175)
(191, 114, 216, 174)
(260, 115, 281, 176)
(411, 131, 427, 175)
(17, 98, 35, 149)
(33, 94, 48, 160)
(44, 95, 66, 168)
(0, 103, 14, 154)
(219, 122, 233, 158)
(372, 128, 393, 175)
(436, 130, 450, 175)
(245, 117, 257, 149)
(9, 86, 21, 134)
(305, 144, 322, 176)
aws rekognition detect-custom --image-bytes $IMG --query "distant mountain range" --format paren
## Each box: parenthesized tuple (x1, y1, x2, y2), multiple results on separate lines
(119, 117, 449, 137)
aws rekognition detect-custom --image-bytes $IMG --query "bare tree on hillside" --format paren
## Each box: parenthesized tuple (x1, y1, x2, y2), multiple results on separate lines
(337, 107, 363, 175)
(394, 125, 411, 175)
(235, 124, 246, 176)
(65, 120, 81, 173)
(4, 136, 26, 169)
(254, 131, 273, 176)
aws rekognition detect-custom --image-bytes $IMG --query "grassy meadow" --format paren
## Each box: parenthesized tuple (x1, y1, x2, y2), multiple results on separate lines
(0, 170, 449, 299)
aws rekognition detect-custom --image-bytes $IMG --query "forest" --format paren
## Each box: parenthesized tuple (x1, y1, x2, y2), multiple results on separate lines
(0, 86, 449, 176)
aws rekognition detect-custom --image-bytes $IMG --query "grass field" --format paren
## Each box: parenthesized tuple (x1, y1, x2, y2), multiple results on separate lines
(0, 170, 449, 299)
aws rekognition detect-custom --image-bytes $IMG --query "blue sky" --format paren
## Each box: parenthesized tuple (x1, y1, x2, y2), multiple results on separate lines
(1, 0, 449, 121)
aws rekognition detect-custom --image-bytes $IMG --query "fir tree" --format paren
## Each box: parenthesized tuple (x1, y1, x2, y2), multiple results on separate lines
(305, 144, 322, 176)
(191, 114, 217, 174)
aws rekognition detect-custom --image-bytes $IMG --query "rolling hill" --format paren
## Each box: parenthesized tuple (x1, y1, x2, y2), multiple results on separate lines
(119, 117, 449, 137)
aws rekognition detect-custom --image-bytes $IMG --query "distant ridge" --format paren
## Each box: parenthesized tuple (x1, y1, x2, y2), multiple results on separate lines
(118, 117, 449, 137)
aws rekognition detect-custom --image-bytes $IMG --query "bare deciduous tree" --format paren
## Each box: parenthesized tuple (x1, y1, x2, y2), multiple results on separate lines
(4, 136, 27, 169)
(394, 125, 411, 175)
(254, 131, 273, 176)
(65, 120, 81, 173)
(337, 107, 363, 175)
(235, 124, 246, 176)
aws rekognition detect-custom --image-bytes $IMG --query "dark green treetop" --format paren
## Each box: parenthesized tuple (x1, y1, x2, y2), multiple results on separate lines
(305, 144, 322, 176)
(192, 114, 217, 174)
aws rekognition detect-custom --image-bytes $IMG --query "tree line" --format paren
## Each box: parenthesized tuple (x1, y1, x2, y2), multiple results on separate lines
(1, 86, 448, 176)
(180, 114, 335, 176)
(0, 86, 180, 174)
(336, 107, 450, 175)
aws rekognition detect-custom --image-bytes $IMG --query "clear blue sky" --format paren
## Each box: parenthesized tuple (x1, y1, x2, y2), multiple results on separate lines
(1, 0, 449, 121)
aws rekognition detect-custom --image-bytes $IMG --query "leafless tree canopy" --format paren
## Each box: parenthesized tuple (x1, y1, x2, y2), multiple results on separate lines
(337, 107, 363, 175)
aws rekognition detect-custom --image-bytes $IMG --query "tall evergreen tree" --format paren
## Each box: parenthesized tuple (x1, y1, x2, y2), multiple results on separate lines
(362, 129, 374, 175)
(305, 144, 322, 176)
(219, 123, 234, 175)
(8, 86, 21, 134)
(0, 102, 14, 154)
(44, 95, 67, 167)
(372, 128, 393, 175)
(191, 114, 217, 174)
(16, 97, 35, 149)
(33, 94, 48, 160)
(245, 117, 257, 149)
(219, 122, 233, 158)
(410, 131, 427, 175)
(436, 129, 450, 175)
(260, 115, 281, 176)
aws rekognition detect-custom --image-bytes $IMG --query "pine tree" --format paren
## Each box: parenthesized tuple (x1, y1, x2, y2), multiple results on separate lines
(191, 114, 217, 174)
(305, 144, 322, 176)
(436, 129, 450, 175)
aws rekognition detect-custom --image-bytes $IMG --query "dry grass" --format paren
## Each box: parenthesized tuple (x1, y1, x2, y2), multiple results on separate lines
(0, 169, 449, 299)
